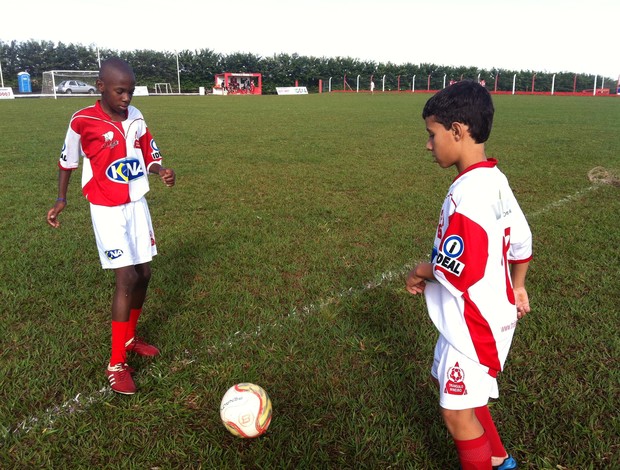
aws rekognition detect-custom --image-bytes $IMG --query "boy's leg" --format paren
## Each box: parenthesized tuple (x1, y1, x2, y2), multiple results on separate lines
(475, 405, 510, 466)
(125, 262, 151, 342)
(110, 266, 140, 363)
(125, 262, 159, 356)
(107, 266, 140, 394)
(442, 408, 492, 470)
(431, 336, 499, 469)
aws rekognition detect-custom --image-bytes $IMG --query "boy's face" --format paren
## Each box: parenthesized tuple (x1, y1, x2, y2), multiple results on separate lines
(96, 69, 135, 121)
(424, 116, 460, 169)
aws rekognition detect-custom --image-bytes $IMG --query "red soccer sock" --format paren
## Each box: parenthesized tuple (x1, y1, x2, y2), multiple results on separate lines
(125, 308, 142, 345)
(454, 433, 492, 470)
(110, 321, 129, 366)
(475, 405, 507, 458)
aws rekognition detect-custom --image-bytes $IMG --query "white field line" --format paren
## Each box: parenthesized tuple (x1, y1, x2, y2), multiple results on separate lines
(527, 184, 601, 219)
(2, 387, 112, 439)
(4, 183, 602, 438)
(228, 264, 415, 346)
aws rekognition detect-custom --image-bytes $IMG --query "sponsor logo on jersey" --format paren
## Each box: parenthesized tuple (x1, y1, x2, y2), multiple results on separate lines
(436, 235, 465, 276)
(106, 157, 145, 183)
(501, 320, 518, 333)
(492, 189, 512, 220)
(150, 139, 162, 159)
(105, 249, 124, 260)
(445, 362, 467, 395)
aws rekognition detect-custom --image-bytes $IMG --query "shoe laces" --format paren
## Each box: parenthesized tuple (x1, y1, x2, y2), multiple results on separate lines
(108, 363, 130, 374)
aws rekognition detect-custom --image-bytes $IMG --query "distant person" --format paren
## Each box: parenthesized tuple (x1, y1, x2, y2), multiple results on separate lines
(406, 80, 532, 469)
(370, 80, 375, 94)
(46, 58, 176, 395)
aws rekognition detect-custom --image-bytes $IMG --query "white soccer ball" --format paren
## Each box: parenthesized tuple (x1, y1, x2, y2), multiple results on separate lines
(220, 383, 272, 438)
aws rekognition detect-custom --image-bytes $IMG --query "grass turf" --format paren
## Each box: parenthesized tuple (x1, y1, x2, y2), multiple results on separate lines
(0, 93, 618, 468)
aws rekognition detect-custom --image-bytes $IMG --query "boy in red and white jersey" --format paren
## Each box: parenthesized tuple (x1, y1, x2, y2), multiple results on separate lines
(406, 80, 532, 470)
(47, 58, 175, 395)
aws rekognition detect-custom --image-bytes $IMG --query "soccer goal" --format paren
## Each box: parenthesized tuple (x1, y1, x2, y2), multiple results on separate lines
(42, 70, 99, 99)
(155, 83, 173, 94)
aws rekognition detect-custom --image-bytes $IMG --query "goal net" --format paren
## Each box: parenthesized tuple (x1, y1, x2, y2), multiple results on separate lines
(42, 70, 99, 98)
(154, 83, 173, 94)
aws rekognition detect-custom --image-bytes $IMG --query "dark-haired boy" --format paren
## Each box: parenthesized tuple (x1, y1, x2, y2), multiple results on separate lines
(406, 80, 532, 470)
(47, 58, 175, 395)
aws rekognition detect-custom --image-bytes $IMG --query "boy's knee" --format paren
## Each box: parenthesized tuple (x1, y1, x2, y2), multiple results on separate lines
(136, 263, 152, 284)
(441, 408, 478, 437)
(115, 267, 140, 289)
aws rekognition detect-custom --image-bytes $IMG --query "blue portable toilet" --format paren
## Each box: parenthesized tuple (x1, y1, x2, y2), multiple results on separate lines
(18, 72, 32, 93)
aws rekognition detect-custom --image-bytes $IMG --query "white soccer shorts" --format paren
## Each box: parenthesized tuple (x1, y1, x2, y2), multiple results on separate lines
(90, 197, 157, 269)
(431, 333, 499, 410)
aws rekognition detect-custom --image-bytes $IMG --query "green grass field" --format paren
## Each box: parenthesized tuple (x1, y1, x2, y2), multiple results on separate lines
(0, 93, 618, 469)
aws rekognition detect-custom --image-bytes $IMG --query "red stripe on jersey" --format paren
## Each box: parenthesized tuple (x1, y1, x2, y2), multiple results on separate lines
(436, 211, 487, 293)
(463, 291, 501, 375)
(503, 227, 516, 305)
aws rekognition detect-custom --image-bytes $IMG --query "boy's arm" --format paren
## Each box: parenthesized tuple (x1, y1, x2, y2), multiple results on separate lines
(46, 168, 72, 228)
(406, 262, 435, 295)
(149, 162, 176, 187)
(511, 261, 530, 319)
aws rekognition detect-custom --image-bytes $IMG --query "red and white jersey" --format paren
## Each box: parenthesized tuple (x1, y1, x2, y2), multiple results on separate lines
(58, 101, 163, 206)
(424, 159, 532, 377)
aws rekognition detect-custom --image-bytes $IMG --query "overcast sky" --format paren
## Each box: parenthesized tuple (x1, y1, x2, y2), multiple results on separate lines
(2, 0, 618, 79)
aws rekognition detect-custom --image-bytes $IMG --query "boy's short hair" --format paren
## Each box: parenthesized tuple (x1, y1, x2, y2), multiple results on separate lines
(422, 80, 494, 143)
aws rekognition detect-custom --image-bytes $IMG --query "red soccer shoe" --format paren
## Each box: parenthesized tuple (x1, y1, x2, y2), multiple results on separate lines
(106, 363, 137, 395)
(125, 337, 160, 357)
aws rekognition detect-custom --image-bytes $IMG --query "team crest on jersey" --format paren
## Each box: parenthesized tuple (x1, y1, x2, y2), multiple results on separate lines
(445, 362, 467, 395)
(105, 249, 124, 260)
(101, 131, 118, 149)
(106, 157, 145, 183)
(436, 235, 465, 276)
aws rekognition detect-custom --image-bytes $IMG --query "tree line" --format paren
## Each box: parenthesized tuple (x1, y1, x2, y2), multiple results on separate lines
(0, 39, 615, 94)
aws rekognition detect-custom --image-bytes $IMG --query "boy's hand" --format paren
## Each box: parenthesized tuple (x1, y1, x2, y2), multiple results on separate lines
(406, 268, 426, 295)
(46, 201, 66, 228)
(514, 286, 530, 319)
(159, 167, 176, 187)
(406, 262, 433, 295)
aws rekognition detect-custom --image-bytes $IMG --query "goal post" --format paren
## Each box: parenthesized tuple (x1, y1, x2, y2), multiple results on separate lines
(154, 83, 173, 94)
(42, 70, 99, 99)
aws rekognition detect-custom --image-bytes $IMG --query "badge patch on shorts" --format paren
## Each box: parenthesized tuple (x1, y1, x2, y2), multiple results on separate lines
(105, 249, 124, 260)
(445, 362, 468, 395)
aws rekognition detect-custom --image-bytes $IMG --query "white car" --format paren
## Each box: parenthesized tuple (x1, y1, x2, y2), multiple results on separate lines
(56, 80, 96, 94)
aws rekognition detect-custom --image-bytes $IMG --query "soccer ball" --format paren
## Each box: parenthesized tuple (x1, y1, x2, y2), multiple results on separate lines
(220, 383, 272, 438)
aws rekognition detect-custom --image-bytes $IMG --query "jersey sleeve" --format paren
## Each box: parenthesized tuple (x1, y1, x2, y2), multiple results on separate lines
(508, 208, 533, 263)
(58, 122, 81, 170)
(139, 127, 163, 172)
(507, 195, 533, 263)
(433, 210, 488, 298)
